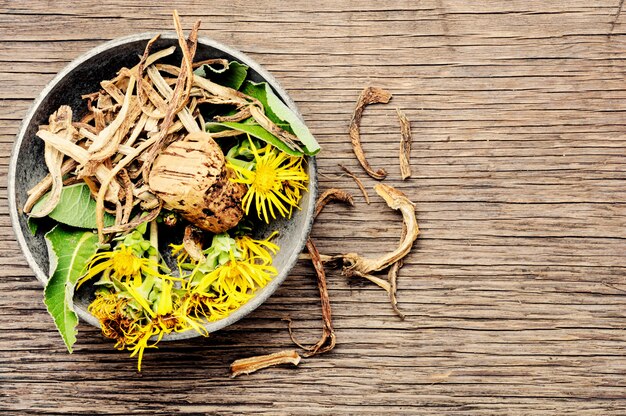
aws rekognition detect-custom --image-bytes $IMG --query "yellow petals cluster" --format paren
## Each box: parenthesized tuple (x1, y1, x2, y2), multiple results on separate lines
(84, 232, 279, 371)
(228, 141, 308, 223)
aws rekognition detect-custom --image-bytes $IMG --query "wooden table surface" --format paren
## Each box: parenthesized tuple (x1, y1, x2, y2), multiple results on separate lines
(2, 1, 626, 414)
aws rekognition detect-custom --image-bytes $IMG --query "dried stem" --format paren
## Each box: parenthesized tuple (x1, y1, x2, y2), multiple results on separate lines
(387, 221, 408, 320)
(397, 108, 412, 180)
(314, 188, 354, 218)
(289, 238, 336, 357)
(230, 350, 301, 378)
(338, 164, 370, 204)
(341, 184, 418, 276)
(349, 86, 392, 180)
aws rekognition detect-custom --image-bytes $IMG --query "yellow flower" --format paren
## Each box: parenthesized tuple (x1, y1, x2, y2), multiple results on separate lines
(235, 232, 279, 265)
(79, 244, 165, 287)
(227, 141, 308, 223)
(194, 251, 276, 304)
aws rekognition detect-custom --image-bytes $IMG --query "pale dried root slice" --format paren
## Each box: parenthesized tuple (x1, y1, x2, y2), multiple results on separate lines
(230, 350, 301, 378)
(349, 86, 392, 180)
(148, 131, 246, 233)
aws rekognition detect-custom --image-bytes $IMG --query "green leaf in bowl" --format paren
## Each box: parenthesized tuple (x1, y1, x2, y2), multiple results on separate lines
(31, 183, 115, 229)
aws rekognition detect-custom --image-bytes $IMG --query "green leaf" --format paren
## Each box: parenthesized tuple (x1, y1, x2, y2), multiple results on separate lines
(44, 226, 99, 353)
(242, 81, 321, 155)
(207, 121, 303, 156)
(27, 217, 38, 235)
(194, 61, 249, 90)
(31, 183, 115, 229)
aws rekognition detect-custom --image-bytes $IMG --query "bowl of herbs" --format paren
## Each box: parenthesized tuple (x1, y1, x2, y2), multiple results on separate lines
(8, 13, 318, 370)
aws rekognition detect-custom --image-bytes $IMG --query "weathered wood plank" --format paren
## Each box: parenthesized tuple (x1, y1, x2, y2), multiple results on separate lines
(1, 0, 626, 414)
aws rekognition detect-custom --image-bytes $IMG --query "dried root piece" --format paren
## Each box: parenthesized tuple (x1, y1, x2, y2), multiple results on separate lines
(289, 238, 336, 357)
(342, 184, 418, 276)
(387, 222, 407, 320)
(349, 87, 392, 180)
(183, 225, 205, 262)
(230, 350, 301, 378)
(30, 106, 77, 218)
(24, 158, 77, 214)
(314, 188, 354, 218)
(339, 164, 370, 204)
(397, 108, 412, 180)
(148, 132, 246, 234)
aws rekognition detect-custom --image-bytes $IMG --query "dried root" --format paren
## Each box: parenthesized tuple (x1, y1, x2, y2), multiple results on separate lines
(314, 188, 354, 218)
(341, 184, 418, 277)
(339, 164, 370, 204)
(288, 238, 336, 357)
(230, 350, 301, 378)
(397, 108, 412, 180)
(349, 87, 392, 180)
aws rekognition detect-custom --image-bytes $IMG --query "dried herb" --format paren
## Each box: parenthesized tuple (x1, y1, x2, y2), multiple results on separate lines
(349, 86, 392, 180)
(230, 350, 301, 378)
(387, 222, 407, 319)
(339, 164, 370, 204)
(314, 188, 354, 218)
(24, 10, 320, 371)
(341, 184, 418, 277)
(397, 108, 412, 180)
(288, 238, 336, 356)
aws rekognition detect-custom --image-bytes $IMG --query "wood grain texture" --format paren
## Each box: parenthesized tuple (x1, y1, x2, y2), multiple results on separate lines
(1, 0, 626, 414)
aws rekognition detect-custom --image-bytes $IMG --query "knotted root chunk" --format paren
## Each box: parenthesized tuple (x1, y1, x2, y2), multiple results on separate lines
(148, 132, 246, 233)
(230, 350, 301, 378)
(349, 87, 392, 180)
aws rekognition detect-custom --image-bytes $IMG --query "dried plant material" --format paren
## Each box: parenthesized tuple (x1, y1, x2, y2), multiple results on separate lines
(183, 225, 205, 262)
(30, 106, 76, 218)
(387, 222, 407, 320)
(148, 132, 246, 233)
(397, 108, 412, 180)
(314, 188, 354, 218)
(230, 350, 301, 378)
(289, 238, 336, 357)
(349, 87, 392, 180)
(24, 155, 77, 214)
(341, 184, 418, 281)
(339, 164, 370, 204)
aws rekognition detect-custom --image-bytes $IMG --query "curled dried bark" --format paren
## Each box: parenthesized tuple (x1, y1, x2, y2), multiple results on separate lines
(24, 152, 77, 214)
(289, 238, 336, 357)
(30, 106, 77, 218)
(338, 164, 370, 204)
(349, 87, 392, 180)
(342, 184, 417, 273)
(341, 184, 418, 277)
(397, 108, 412, 180)
(230, 350, 301, 378)
(314, 188, 354, 218)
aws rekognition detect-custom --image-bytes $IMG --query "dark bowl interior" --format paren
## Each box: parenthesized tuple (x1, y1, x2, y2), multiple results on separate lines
(9, 33, 317, 340)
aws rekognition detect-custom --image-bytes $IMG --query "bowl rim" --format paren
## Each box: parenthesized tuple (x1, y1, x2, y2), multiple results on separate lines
(8, 32, 317, 341)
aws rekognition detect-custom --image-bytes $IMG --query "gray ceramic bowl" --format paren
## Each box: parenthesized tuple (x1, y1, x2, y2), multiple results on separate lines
(8, 33, 317, 341)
